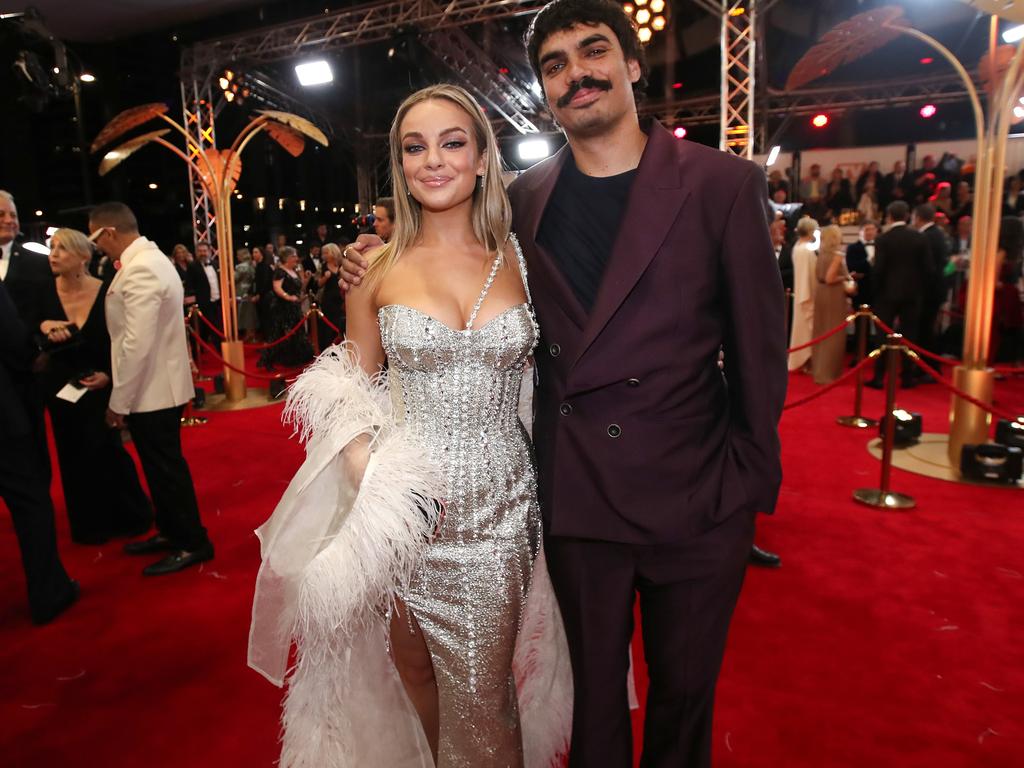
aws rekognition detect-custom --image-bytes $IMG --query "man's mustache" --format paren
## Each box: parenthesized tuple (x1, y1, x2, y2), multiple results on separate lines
(556, 76, 613, 108)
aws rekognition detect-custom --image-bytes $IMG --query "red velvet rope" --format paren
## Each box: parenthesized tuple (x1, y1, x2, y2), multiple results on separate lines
(783, 354, 877, 411)
(786, 315, 854, 354)
(314, 308, 343, 338)
(187, 328, 299, 382)
(191, 307, 312, 350)
(873, 315, 1024, 373)
(194, 308, 228, 339)
(904, 351, 1023, 424)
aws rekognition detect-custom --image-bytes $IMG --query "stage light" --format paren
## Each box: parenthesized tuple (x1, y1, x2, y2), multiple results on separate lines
(518, 138, 551, 161)
(224, 91, 235, 102)
(919, 57, 933, 65)
(219, 77, 229, 90)
(34, 209, 43, 216)
(673, 126, 687, 139)
(79, 73, 95, 83)
(638, 27, 653, 43)
(45, 226, 57, 236)
(766, 145, 781, 166)
(1003, 24, 1024, 44)
(636, 8, 651, 24)
(1014, 105, 1024, 120)
(295, 59, 333, 86)
(256, 196, 266, 210)
(672, 82, 682, 90)
(811, 113, 829, 128)
(920, 104, 937, 119)
(23, 241, 49, 255)
(623, 2, 634, 12)
(650, 0, 664, 11)
(148, 182, 159, 189)
(224, 70, 234, 81)
(295, 239, 304, 245)
(299, 199, 307, 211)
(652, 16, 666, 31)
(623, 0, 667, 44)
(729, 6, 745, 16)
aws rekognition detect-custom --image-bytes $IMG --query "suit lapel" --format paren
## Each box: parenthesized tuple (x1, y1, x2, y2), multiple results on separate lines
(572, 122, 691, 369)
(517, 147, 588, 329)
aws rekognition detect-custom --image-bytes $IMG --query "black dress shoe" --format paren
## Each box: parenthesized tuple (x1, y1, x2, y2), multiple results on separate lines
(142, 545, 214, 576)
(32, 580, 80, 626)
(124, 534, 174, 555)
(749, 545, 782, 568)
(864, 378, 884, 389)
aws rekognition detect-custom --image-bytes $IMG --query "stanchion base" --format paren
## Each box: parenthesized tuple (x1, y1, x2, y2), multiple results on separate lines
(181, 416, 208, 427)
(195, 375, 213, 382)
(837, 415, 879, 429)
(852, 488, 916, 509)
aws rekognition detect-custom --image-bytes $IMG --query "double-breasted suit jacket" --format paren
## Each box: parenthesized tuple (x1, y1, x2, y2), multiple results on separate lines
(508, 121, 787, 545)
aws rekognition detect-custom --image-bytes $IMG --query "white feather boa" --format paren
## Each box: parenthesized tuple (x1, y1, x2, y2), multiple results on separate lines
(249, 344, 571, 767)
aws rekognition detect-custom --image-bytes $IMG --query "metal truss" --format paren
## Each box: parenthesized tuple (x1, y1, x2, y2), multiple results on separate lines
(719, 0, 757, 158)
(180, 77, 219, 259)
(642, 73, 974, 128)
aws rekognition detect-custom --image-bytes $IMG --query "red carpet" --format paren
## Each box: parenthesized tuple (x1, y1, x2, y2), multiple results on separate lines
(2, 361, 1023, 767)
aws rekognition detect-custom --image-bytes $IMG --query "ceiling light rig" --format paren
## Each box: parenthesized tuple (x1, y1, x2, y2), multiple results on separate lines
(218, 69, 251, 105)
(622, 0, 669, 45)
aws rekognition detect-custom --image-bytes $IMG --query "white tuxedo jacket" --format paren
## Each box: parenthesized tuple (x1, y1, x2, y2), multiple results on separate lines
(106, 236, 194, 414)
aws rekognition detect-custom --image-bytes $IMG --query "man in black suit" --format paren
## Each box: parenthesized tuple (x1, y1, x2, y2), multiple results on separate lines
(0, 190, 51, 322)
(881, 160, 911, 209)
(187, 240, 221, 341)
(845, 220, 877, 309)
(913, 203, 951, 360)
(0, 279, 79, 624)
(867, 201, 935, 388)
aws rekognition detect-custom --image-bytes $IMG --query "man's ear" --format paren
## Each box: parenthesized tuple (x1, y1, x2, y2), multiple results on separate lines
(627, 58, 641, 84)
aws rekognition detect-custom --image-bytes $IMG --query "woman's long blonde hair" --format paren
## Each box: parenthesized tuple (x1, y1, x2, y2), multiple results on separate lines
(366, 84, 511, 288)
(819, 225, 843, 255)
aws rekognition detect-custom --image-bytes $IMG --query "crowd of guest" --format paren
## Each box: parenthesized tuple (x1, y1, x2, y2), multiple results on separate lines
(774, 154, 1024, 384)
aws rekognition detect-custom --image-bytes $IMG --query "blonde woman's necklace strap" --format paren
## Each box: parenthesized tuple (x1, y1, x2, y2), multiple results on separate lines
(464, 251, 502, 332)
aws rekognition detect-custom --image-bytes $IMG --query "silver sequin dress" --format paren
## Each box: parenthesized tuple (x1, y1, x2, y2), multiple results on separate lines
(377, 235, 541, 767)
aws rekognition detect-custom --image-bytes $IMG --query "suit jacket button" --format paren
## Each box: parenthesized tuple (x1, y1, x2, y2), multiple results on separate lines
(549, 343, 561, 357)
(560, 403, 573, 416)
(607, 424, 621, 438)
(626, 378, 640, 387)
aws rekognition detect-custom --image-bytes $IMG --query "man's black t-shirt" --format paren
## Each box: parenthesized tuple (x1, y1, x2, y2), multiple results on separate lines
(536, 156, 637, 313)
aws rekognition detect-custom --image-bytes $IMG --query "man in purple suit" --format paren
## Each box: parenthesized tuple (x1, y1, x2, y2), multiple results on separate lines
(342, 1, 786, 763)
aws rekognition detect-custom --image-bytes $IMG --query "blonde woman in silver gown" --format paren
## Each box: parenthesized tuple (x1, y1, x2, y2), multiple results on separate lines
(249, 84, 570, 768)
(812, 225, 856, 384)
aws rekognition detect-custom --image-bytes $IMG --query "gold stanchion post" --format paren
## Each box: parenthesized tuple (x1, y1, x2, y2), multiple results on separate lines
(837, 306, 879, 428)
(853, 333, 916, 510)
(309, 305, 321, 356)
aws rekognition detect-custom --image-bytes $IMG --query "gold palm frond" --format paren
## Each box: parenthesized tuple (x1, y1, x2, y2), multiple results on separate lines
(91, 103, 169, 153)
(257, 110, 329, 147)
(98, 129, 172, 176)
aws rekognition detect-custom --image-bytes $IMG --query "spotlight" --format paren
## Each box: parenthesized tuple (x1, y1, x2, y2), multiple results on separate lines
(45, 226, 57, 236)
(650, 0, 664, 11)
(79, 73, 96, 83)
(636, 8, 651, 24)
(673, 126, 687, 139)
(22, 241, 49, 255)
(672, 82, 682, 90)
(518, 138, 551, 161)
(295, 59, 333, 86)
(219, 77, 229, 90)
(919, 57, 933, 65)
(148, 182, 159, 189)
(224, 91, 235, 103)
(1014, 105, 1024, 121)
(623, 0, 668, 44)
(766, 145, 781, 166)
(919, 104, 937, 119)
(34, 209, 43, 216)
(811, 113, 829, 128)
(638, 27, 653, 43)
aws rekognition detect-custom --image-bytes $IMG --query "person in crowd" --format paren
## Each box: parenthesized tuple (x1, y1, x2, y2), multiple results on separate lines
(845, 220, 877, 309)
(302, 243, 322, 275)
(772, 217, 794, 332)
(912, 155, 938, 203)
(275, 233, 288, 254)
(88, 202, 214, 576)
(953, 214, 972, 257)
(187, 240, 221, 340)
(800, 164, 828, 221)
(235, 247, 259, 342)
(768, 169, 789, 199)
(992, 218, 1024, 363)
(857, 176, 879, 223)
(338, 4, 788, 763)
(826, 167, 854, 213)
(1, 278, 79, 625)
(881, 159, 910, 208)
(311, 222, 333, 251)
(257, 246, 313, 370)
(170, 244, 196, 308)
(812, 225, 856, 385)
(1004, 175, 1024, 217)
(930, 181, 954, 218)
(0, 190, 50, 323)
(373, 196, 395, 242)
(34, 228, 152, 545)
(856, 160, 883, 199)
(913, 203, 951, 362)
(867, 201, 934, 389)
(264, 242, 277, 265)
(951, 180, 974, 225)
(314, 242, 345, 342)
(789, 216, 819, 372)
(252, 245, 273, 340)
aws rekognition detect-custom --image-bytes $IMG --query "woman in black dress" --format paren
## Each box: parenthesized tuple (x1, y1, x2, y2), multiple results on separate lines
(36, 229, 151, 545)
(258, 246, 314, 370)
(314, 242, 346, 343)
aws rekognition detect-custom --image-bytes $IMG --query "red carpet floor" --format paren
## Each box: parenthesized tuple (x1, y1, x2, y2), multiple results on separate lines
(2, 360, 1023, 767)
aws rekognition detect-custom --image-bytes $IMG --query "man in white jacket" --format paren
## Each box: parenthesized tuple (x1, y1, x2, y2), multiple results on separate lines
(89, 202, 213, 576)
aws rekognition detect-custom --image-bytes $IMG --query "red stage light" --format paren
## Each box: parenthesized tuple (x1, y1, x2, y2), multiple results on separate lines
(811, 114, 829, 128)
(920, 57, 934, 65)
(672, 82, 683, 89)
(920, 104, 938, 119)
(673, 126, 687, 139)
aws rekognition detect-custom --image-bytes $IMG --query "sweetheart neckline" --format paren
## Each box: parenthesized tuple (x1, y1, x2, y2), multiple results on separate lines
(378, 302, 531, 335)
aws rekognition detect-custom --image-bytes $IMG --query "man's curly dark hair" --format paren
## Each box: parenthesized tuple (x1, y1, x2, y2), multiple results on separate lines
(525, 0, 649, 103)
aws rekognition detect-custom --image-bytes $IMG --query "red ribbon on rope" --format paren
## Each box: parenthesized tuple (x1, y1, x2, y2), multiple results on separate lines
(904, 351, 1023, 424)
(187, 328, 300, 383)
(787, 315, 854, 354)
(783, 354, 877, 411)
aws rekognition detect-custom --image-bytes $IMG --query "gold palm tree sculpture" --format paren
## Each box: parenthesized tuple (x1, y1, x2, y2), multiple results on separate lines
(91, 104, 329, 401)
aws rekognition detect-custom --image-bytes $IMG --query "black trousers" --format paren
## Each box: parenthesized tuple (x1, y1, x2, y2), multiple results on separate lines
(127, 405, 209, 552)
(0, 426, 74, 623)
(872, 297, 922, 384)
(545, 510, 755, 768)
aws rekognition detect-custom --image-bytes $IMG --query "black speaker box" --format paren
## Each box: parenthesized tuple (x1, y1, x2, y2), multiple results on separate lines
(960, 443, 1023, 484)
(213, 374, 225, 394)
(879, 409, 922, 447)
(269, 377, 288, 399)
(191, 388, 206, 409)
(995, 419, 1024, 450)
